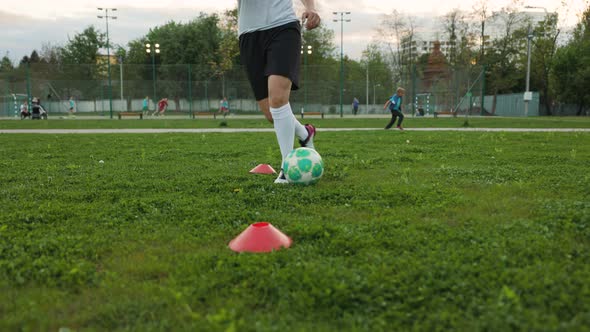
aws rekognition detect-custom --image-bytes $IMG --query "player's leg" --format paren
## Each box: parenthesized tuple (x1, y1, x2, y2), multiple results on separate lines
(256, 99, 273, 123)
(266, 23, 313, 151)
(396, 110, 404, 128)
(385, 111, 397, 129)
(268, 74, 296, 165)
(256, 98, 312, 149)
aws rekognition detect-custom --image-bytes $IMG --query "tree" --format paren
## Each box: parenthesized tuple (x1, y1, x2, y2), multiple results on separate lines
(529, 12, 560, 115)
(472, 0, 490, 63)
(60, 26, 105, 65)
(40, 43, 62, 64)
(29, 50, 42, 64)
(125, 13, 225, 109)
(210, 9, 240, 98)
(483, 4, 528, 113)
(552, 5, 590, 115)
(441, 9, 475, 68)
(18, 56, 30, 68)
(302, 25, 336, 62)
(298, 25, 339, 105)
(57, 26, 106, 99)
(17, 50, 44, 68)
(0, 54, 14, 73)
(361, 43, 393, 106)
(378, 10, 415, 87)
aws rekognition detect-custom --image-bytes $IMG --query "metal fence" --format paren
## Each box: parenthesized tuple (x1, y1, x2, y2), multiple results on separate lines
(1, 63, 544, 118)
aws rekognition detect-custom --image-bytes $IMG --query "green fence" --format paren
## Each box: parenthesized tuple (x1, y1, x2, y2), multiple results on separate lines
(0, 63, 539, 118)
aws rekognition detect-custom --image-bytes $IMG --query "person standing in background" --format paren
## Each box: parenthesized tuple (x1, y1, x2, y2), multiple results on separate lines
(68, 96, 76, 117)
(352, 97, 359, 115)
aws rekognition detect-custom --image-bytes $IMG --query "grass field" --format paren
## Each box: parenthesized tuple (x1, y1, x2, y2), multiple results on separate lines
(1, 121, 589, 331)
(1, 116, 590, 130)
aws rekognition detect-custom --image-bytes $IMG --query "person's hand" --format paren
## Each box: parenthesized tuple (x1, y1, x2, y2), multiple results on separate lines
(302, 10, 321, 30)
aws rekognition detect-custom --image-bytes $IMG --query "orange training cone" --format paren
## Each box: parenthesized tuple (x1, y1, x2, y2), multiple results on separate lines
(229, 222, 292, 253)
(249, 164, 277, 174)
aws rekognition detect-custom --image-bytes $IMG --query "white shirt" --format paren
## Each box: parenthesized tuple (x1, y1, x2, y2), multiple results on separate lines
(238, 0, 298, 36)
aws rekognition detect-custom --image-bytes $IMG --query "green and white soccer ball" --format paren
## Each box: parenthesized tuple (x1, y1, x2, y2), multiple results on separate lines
(283, 147, 324, 185)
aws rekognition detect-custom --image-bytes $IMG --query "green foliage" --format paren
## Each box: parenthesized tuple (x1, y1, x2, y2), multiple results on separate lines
(60, 26, 106, 65)
(0, 124, 589, 330)
(551, 6, 590, 115)
(358, 43, 394, 104)
(530, 13, 560, 114)
(127, 14, 222, 79)
(483, 9, 527, 96)
(124, 13, 227, 102)
(209, 9, 239, 78)
(0, 55, 13, 73)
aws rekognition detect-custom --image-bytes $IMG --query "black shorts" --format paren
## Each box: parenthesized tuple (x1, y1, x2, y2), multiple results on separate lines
(239, 21, 301, 101)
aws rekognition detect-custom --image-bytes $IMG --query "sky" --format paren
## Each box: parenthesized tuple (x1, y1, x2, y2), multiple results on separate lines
(0, 0, 587, 64)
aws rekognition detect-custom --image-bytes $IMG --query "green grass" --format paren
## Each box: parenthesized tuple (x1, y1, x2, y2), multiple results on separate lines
(1, 116, 590, 129)
(1, 130, 589, 331)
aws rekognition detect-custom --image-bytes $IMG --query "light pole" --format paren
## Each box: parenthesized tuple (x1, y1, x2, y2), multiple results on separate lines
(301, 44, 313, 113)
(333, 11, 351, 118)
(524, 24, 533, 117)
(362, 50, 370, 114)
(365, 61, 369, 114)
(373, 83, 381, 106)
(97, 7, 117, 119)
(145, 42, 160, 109)
(118, 56, 124, 104)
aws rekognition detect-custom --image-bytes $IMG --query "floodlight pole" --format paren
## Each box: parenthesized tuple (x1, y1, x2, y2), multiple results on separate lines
(98, 7, 117, 119)
(333, 12, 351, 118)
(366, 62, 369, 114)
(301, 44, 312, 113)
(145, 42, 160, 108)
(524, 25, 532, 117)
(119, 56, 124, 103)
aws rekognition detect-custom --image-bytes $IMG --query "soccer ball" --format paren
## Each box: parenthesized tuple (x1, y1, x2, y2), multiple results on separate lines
(282, 147, 324, 185)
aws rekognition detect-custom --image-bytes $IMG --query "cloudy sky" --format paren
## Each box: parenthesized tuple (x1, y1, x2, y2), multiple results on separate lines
(0, 0, 586, 64)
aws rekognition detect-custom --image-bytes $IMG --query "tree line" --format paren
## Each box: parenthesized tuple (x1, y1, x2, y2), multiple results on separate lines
(0, 4, 588, 115)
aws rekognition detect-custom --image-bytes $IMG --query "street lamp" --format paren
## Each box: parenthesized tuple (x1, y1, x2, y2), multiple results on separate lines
(523, 5, 548, 117)
(333, 11, 351, 118)
(301, 44, 313, 113)
(145, 42, 160, 108)
(97, 7, 117, 119)
(373, 83, 381, 106)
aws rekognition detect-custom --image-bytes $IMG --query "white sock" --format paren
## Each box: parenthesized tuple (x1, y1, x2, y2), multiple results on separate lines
(294, 118, 308, 141)
(270, 103, 296, 166)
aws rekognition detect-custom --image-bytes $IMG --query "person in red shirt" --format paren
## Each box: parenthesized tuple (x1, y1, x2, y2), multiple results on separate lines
(153, 98, 168, 116)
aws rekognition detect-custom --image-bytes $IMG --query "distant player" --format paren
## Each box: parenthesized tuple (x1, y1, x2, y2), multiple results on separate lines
(383, 87, 405, 130)
(20, 101, 30, 119)
(68, 96, 76, 116)
(352, 97, 359, 115)
(219, 97, 230, 117)
(153, 98, 168, 116)
(142, 96, 150, 116)
(238, 0, 320, 184)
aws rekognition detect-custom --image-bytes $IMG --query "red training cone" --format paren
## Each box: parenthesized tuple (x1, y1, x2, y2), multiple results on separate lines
(249, 164, 277, 174)
(229, 222, 292, 253)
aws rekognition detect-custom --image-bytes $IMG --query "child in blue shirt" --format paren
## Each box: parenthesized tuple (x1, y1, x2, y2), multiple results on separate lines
(142, 96, 150, 115)
(383, 87, 405, 130)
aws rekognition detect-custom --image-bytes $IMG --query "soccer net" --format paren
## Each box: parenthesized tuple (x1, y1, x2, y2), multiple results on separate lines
(0, 94, 28, 118)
